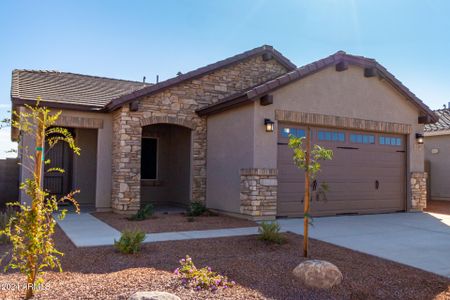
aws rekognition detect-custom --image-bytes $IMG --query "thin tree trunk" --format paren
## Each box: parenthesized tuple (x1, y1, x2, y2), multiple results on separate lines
(303, 127, 311, 258)
(26, 111, 44, 299)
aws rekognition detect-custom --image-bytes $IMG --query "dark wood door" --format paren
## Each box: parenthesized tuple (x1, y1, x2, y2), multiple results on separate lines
(44, 141, 72, 199)
(277, 124, 406, 217)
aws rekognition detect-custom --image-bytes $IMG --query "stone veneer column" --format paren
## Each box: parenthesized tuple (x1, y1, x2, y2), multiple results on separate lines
(111, 106, 142, 214)
(240, 168, 278, 220)
(410, 172, 427, 210)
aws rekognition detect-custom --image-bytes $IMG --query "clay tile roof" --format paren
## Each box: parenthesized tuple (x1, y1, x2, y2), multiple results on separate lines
(11, 70, 150, 110)
(197, 51, 438, 124)
(424, 109, 450, 132)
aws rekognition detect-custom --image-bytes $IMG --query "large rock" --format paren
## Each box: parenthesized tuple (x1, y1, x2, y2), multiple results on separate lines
(292, 259, 343, 289)
(128, 291, 181, 300)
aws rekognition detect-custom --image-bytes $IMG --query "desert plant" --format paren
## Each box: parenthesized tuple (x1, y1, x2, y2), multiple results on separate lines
(288, 128, 333, 257)
(128, 203, 154, 221)
(114, 229, 146, 254)
(187, 202, 207, 217)
(0, 207, 17, 244)
(174, 255, 235, 291)
(0, 99, 80, 299)
(258, 221, 286, 244)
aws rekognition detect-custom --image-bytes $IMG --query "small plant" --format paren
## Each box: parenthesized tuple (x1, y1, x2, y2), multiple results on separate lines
(114, 229, 146, 254)
(174, 255, 235, 291)
(258, 221, 286, 244)
(0, 207, 17, 244)
(128, 203, 154, 221)
(187, 202, 206, 217)
(0, 100, 80, 299)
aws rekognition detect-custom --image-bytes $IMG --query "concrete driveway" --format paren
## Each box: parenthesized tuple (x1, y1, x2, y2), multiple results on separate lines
(278, 212, 450, 278)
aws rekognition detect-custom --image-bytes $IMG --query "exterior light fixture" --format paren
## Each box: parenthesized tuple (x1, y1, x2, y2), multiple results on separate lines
(264, 118, 274, 132)
(415, 133, 424, 144)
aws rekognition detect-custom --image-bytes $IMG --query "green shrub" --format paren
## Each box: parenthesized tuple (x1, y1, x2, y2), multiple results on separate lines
(187, 202, 206, 217)
(0, 206, 16, 244)
(114, 230, 146, 254)
(258, 221, 286, 244)
(128, 203, 154, 221)
(174, 255, 235, 291)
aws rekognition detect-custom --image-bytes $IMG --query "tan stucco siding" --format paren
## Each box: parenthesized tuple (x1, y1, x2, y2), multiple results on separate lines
(254, 65, 424, 173)
(56, 109, 113, 210)
(425, 134, 450, 201)
(73, 128, 97, 205)
(18, 108, 113, 210)
(206, 104, 255, 213)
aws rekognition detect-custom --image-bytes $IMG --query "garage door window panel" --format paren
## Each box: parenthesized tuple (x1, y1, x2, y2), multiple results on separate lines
(380, 136, 402, 146)
(318, 130, 345, 142)
(280, 127, 305, 138)
(350, 134, 375, 144)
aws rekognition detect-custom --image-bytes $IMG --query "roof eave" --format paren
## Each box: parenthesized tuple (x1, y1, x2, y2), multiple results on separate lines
(106, 45, 296, 111)
(12, 97, 106, 112)
(197, 53, 438, 123)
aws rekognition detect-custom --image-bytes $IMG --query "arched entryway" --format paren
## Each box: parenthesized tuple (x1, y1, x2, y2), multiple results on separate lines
(140, 123, 192, 208)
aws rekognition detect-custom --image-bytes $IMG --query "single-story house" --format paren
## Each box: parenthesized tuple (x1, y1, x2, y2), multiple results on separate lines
(11, 45, 437, 220)
(424, 107, 450, 202)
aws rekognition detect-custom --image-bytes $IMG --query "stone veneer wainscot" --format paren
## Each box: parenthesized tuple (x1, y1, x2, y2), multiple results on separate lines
(240, 168, 278, 221)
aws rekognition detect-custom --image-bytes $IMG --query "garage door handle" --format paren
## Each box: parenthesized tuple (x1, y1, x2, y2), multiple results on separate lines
(375, 180, 379, 190)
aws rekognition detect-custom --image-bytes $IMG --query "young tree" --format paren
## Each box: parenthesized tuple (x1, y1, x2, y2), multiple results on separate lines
(0, 100, 80, 299)
(288, 127, 333, 257)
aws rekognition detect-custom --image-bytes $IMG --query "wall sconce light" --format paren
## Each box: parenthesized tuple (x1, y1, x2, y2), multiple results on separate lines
(264, 118, 274, 132)
(415, 133, 424, 144)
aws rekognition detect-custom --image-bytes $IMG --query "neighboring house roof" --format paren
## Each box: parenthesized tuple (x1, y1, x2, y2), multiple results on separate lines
(424, 109, 450, 133)
(104, 45, 296, 111)
(11, 70, 150, 111)
(196, 51, 438, 124)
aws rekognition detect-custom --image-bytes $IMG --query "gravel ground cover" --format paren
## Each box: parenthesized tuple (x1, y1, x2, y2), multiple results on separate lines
(92, 212, 257, 233)
(425, 200, 450, 215)
(0, 227, 449, 299)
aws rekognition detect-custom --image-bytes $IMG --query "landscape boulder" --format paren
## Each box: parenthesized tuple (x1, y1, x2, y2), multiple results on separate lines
(128, 291, 181, 300)
(292, 259, 343, 289)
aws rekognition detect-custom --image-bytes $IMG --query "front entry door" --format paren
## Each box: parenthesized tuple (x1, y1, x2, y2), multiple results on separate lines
(44, 140, 73, 199)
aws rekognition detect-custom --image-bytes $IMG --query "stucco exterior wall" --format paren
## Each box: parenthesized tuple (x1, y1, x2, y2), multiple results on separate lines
(253, 65, 424, 210)
(73, 128, 97, 205)
(206, 104, 255, 213)
(17, 108, 113, 211)
(111, 55, 288, 212)
(425, 134, 450, 201)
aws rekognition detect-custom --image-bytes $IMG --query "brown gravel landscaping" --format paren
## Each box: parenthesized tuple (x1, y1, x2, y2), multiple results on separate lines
(425, 200, 450, 215)
(0, 226, 449, 299)
(92, 211, 257, 233)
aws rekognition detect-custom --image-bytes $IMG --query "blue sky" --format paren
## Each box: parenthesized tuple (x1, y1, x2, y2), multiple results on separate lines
(1, 0, 450, 157)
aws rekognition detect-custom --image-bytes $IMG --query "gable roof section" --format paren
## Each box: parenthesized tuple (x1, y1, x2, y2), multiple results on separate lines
(105, 45, 296, 111)
(197, 51, 438, 124)
(424, 109, 450, 133)
(11, 70, 150, 111)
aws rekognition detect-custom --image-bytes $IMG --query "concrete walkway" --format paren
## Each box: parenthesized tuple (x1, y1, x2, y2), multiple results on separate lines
(57, 211, 450, 278)
(277, 212, 450, 278)
(56, 213, 260, 247)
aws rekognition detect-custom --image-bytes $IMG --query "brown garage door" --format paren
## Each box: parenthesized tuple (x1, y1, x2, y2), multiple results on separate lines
(277, 124, 406, 217)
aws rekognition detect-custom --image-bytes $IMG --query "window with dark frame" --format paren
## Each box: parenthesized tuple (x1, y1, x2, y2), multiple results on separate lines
(141, 138, 157, 179)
